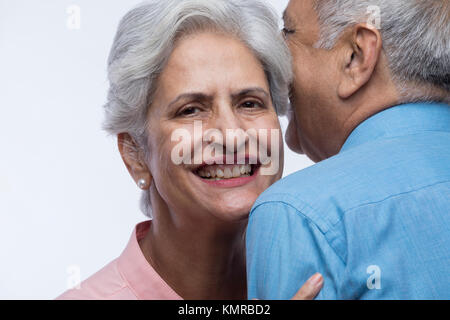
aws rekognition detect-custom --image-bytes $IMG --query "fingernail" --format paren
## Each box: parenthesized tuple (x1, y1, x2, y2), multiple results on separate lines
(309, 273, 323, 287)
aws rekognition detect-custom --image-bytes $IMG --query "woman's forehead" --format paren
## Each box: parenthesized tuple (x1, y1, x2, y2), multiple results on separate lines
(155, 33, 269, 98)
(166, 33, 265, 77)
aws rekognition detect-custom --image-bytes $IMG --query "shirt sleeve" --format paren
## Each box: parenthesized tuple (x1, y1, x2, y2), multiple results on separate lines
(246, 201, 346, 300)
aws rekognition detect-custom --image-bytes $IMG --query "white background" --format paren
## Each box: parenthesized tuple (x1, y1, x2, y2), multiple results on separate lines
(0, 0, 312, 299)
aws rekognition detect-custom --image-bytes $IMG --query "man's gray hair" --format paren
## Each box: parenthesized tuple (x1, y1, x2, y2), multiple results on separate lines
(313, 0, 449, 102)
(102, 0, 292, 217)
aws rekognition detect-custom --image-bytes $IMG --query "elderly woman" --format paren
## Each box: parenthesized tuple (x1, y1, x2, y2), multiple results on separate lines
(57, 0, 323, 300)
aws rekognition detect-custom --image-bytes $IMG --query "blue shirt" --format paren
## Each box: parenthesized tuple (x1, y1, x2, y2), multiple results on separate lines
(246, 102, 450, 299)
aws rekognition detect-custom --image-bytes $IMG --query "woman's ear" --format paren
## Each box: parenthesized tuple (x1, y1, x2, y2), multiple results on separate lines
(117, 133, 152, 190)
(337, 23, 382, 99)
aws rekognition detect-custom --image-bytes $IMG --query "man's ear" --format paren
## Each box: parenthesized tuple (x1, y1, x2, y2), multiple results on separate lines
(117, 133, 152, 190)
(337, 23, 382, 99)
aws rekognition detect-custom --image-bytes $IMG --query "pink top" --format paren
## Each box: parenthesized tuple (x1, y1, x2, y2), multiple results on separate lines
(56, 220, 182, 300)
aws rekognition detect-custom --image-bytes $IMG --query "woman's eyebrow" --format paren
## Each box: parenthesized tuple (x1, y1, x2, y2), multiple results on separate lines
(231, 87, 270, 101)
(167, 92, 213, 108)
(167, 88, 269, 107)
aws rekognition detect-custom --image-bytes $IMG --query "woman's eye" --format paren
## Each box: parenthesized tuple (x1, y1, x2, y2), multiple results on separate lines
(178, 106, 202, 117)
(240, 101, 264, 109)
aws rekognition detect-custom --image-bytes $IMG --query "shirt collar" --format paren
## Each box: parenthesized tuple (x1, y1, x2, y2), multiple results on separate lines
(340, 102, 450, 153)
(117, 220, 182, 300)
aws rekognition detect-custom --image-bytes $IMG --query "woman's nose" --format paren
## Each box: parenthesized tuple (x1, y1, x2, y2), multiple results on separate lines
(210, 103, 242, 133)
(208, 103, 247, 155)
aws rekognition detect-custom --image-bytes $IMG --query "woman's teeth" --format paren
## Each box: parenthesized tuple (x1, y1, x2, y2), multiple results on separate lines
(197, 164, 252, 180)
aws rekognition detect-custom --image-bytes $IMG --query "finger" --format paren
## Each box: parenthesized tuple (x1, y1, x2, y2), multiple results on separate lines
(291, 273, 324, 300)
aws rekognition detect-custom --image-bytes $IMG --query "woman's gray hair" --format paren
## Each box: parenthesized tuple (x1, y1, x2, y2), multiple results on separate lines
(102, 0, 292, 218)
(313, 0, 449, 102)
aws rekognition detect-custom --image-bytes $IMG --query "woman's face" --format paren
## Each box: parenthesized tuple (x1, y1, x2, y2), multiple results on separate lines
(145, 32, 284, 222)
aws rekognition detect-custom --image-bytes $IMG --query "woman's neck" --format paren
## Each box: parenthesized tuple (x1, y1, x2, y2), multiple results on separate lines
(139, 207, 248, 300)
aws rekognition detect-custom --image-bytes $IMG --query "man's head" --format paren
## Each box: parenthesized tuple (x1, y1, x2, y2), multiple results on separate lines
(283, 0, 450, 162)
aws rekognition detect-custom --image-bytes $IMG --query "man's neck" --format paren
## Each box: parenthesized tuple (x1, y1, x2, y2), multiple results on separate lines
(339, 77, 400, 155)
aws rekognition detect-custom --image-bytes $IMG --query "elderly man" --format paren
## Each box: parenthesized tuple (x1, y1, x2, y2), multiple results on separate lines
(246, 0, 450, 299)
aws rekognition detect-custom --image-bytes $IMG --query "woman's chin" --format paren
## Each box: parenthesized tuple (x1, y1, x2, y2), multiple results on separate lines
(207, 202, 253, 222)
(212, 211, 250, 224)
(185, 171, 271, 222)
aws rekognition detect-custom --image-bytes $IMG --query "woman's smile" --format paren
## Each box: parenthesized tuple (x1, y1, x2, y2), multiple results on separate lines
(194, 163, 261, 188)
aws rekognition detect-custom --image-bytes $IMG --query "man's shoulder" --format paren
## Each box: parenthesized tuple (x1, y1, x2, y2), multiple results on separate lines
(263, 153, 351, 195)
(251, 153, 357, 232)
(254, 151, 361, 212)
(253, 133, 450, 226)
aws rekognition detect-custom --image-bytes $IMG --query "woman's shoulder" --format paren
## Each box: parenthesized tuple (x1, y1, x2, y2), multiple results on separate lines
(55, 258, 137, 300)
